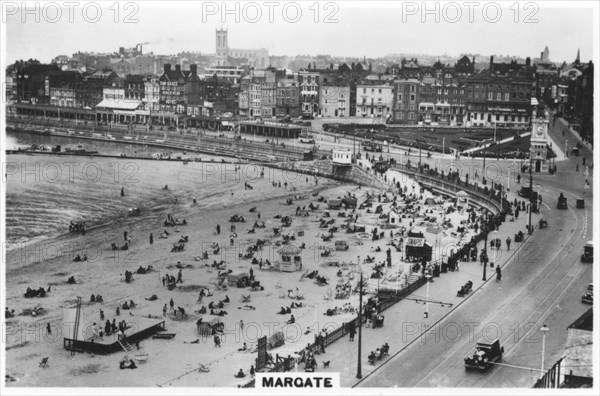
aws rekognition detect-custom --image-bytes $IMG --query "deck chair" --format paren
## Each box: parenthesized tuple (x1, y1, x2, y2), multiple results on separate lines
(299, 269, 309, 282)
(206, 267, 213, 273)
(241, 294, 251, 303)
(296, 292, 305, 300)
(39, 357, 49, 368)
(275, 280, 283, 289)
(279, 290, 287, 299)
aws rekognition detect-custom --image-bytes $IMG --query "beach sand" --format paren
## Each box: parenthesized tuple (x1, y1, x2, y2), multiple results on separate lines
(5, 159, 477, 387)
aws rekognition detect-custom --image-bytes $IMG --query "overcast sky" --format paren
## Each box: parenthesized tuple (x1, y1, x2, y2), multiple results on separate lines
(5, 1, 597, 65)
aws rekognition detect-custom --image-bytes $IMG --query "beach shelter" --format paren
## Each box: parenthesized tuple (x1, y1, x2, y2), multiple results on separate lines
(278, 245, 303, 272)
(227, 272, 249, 286)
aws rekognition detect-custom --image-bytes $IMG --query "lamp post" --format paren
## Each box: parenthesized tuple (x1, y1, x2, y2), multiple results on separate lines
(540, 324, 549, 379)
(424, 274, 432, 319)
(356, 261, 363, 379)
(482, 216, 488, 281)
(482, 143, 487, 185)
(528, 152, 534, 234)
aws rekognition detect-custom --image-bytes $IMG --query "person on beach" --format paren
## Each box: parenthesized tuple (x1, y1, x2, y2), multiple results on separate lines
(150, 233, 153, 245)
(170, 298, 175, 313)
(121, 187, 125, 197)
(214, 334, 221, 347)
(177, 270, 183, 284)
(46, 323, 52, 335)
(124, 231, 128, 242)
(216, 224, 221, 235)
(163, 304, 167, 317)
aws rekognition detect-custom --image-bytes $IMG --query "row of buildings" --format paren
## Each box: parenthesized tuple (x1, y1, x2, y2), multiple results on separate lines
(6, 47, 593, 137)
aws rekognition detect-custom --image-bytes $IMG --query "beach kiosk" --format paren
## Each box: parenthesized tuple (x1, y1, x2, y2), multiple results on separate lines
(405, 231, 433, 262)
(278, 245, 303, 272)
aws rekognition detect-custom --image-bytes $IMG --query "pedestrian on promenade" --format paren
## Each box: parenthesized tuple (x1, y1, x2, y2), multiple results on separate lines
(124, 231, 128, 242)
(348, 322, 356, 341)
(506, 237, 511, 251)
(177, 270, 183, 284)
(214, 334, 221, 347)
(46, 323, 52, 335)
(170, 298, 175, 312)
(216, 224, 221, 235)
(150, 233, 153, 245)
(576, 164, 579, 172)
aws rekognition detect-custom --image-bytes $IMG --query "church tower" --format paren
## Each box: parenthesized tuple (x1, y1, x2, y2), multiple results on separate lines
(530, 102, 550, 173)
(216, 28, 229, 66)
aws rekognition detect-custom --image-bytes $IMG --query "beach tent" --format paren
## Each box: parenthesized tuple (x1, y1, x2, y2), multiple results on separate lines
(327, 199, 342, 210)
(227, 272, 249, 286)
(197, 318, 223, 337)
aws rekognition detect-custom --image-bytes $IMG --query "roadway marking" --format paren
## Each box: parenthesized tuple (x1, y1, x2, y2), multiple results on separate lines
(411, 206, 583, 387)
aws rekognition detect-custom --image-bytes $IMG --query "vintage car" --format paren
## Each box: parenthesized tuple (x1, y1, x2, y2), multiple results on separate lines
(464, 339, 504, 371)
(581, 241, 593, 263)
(581, 284, 593, 305)
(557, 193, 568, 210)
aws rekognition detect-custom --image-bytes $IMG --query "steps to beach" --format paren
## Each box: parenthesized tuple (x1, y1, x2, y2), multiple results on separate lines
(118, 338, 133, 353)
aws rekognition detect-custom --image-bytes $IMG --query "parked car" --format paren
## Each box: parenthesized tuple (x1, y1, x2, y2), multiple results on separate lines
(581, 284, 593, 304)
(581, 241, 593, 263)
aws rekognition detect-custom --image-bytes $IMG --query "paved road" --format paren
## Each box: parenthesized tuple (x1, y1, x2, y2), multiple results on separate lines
(357, 116, 593, 388)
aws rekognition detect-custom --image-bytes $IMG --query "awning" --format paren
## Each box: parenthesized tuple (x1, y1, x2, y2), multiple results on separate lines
(96, 98, 140, 110)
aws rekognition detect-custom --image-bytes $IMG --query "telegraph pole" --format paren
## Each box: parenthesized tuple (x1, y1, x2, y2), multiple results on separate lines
(528, 153, 533, 234)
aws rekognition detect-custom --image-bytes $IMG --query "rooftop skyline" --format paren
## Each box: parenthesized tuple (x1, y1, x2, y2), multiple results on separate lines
(4, 1, 597, 65)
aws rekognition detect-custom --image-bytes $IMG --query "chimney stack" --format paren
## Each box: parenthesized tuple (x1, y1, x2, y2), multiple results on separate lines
(190, 64, 197, 75)
(175, 64, 181, 72)
(164, 63, 171, 73)
(489, 56, 494, 72)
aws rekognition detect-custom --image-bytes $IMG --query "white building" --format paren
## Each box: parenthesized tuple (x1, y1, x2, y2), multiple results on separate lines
(332, 149, 353, 165)
(356, 83, 393, 119)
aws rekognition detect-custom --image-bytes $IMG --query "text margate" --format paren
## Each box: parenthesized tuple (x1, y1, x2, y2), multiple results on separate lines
(262, 376, 333, 388)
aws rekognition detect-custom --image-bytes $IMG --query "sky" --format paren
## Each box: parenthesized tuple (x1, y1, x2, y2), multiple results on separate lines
(4, 1, 597, 65)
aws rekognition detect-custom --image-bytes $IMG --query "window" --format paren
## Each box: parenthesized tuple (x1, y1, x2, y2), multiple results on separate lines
(363, 88, 366, 94)
(410, 93, 415, 101)
(398, 93, 403, 101)
(488, 92, 493, 100)
(496, 93, 501, 100)
(378, 89, 382, 93)
(496, 115, 500, 121)
(505, 93, 509, 101)
(410, 85, 415, 92)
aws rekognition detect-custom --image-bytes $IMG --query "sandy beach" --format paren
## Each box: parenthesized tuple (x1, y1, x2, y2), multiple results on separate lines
(5, 147, 481, 387)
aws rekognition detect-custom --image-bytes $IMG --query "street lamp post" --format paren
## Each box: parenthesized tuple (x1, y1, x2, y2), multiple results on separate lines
(540, 324, 549, 379)
(482, 215, 488, 281)
(356, 267, 363, 379)
(528, 153, 534, 234)
(424, 274, 432, 319)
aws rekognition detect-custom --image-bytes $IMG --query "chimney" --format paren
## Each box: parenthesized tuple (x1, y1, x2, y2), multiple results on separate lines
(190, 64, 197, 75)
(526, 57, 531, 67)
(472, 56, 475, 65)
(175, 64, 181, 73)
(489, 56, 494, 72)
(164, 63, 171, 73)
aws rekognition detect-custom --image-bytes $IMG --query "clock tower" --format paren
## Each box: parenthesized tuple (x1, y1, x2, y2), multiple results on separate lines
(530, 107, 549, 173)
